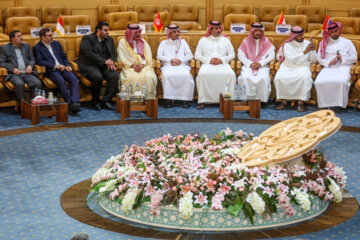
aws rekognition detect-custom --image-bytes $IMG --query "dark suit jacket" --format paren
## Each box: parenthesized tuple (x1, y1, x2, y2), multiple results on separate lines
(33, 40, 70, 73)
(0, 42, 38, 81)
(76, 32, 116, 70)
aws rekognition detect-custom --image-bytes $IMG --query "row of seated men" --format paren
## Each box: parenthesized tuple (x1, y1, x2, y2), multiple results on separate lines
(0, 20, 356, 116)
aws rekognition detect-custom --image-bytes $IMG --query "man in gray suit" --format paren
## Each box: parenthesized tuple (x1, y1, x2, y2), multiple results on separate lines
(0, 30, 42, 105)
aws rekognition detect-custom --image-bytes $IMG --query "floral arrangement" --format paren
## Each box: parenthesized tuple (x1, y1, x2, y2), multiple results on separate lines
(90, 128, 346, 224)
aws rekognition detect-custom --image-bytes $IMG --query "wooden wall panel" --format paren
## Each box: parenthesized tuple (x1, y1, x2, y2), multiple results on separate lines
(310, 0, 360, 16)
(0, 0, 16, 11)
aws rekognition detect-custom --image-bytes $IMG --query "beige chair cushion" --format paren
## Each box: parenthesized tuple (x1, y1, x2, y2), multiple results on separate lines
(295, 6, 325, 24)
(223, 14, 257, 31)
(98, 4, 127, 22)
(273, 15, 308, 32)
(134, 5, 163, 22)
(223, 4, 254, 16)
(6, 7, 36, 18)
(41, 7, 71, 24)
(332, 17, 360, 34)
(170, 4, 198, 21)
(62, 15, 90, 32)
(109, 12, 139, 30)
(5, 16, 40, 34)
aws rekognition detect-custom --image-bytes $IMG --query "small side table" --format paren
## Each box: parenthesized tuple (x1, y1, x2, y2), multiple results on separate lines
(116, 94, 158, 120)
(219, 94, 261, 119)
(21, 99, 68, 125)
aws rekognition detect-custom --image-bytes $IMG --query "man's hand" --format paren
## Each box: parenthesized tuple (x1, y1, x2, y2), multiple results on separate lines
(131, 63, 145, 73)
(250, 62, 261, 70)
(13, 68, 21, 75)
(55, 65, 66, 71)
(170, 58, 182, 66)
(105, 59, 117, 71)
(304, 42, 315, 54)
(25, 65, 32, 74)
(65, 66, 72, 72)
(210, 58, 222, 65)
(336, 54, 342, 62)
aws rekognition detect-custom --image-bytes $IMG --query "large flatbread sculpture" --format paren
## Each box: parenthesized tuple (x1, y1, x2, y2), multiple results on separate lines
(238, 110, 341, 167)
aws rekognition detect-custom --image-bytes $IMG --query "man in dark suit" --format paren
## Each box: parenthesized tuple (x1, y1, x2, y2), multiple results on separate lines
(0, 30, 42, 107)
(33, 28, 81, 116)
(76, 22, 118, 110)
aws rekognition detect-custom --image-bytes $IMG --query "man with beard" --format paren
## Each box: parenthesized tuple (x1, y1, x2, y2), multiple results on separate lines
(238, 23, 275, 104)
(315, 22, 357, 110)
(117, 24, 157, 99)
(194, 20, 236, 109)
(157, 24, 194, 108)
(76, 22, 118, 111)
(273, 26, 316, 112)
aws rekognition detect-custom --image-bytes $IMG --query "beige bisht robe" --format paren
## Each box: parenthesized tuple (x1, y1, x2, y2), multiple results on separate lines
(117, 38, 157, 99)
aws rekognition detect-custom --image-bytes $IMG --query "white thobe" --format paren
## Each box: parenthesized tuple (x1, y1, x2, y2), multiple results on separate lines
(315, 37, 357, 108)
(274, 40, 316, 101)
(157, 39, 194, 101)
(238, 40, 275, 102)
(195, 36, 236, 104)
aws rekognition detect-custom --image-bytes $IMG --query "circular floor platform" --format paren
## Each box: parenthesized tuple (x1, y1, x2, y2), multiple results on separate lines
(61, 179, 358, 239)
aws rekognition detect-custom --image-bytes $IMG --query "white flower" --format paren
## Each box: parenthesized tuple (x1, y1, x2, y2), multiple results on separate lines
(179, 192, 193, 220)
(291, 188, 311, 211)
(226, 163, 246, 172)
(246, 192, 265, 214)
(224, 128, 233, 136)
(121, 188, 140, 213)
(328, 178, 342, 203)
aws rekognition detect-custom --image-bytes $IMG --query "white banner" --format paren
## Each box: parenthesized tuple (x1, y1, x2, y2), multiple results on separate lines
(230, 23, 246, 34)
(275, 24, 291, 35)
(76, 25, 91, 35)
(30, 27, 43, 38)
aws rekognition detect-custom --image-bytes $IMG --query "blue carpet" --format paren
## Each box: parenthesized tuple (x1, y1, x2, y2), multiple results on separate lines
(0, 101, 359, 132)
(0, 122, 359, 240)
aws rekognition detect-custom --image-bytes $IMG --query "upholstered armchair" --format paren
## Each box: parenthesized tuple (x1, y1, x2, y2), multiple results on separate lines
(5, 16, 40, 34)
(273, 15, 308, 32)
(223, 4, 254, 16)
(108, 12, 139, 30)
(6, 7, 36, 18)
(97, 4, 127, 22)
(258, 5, 290, 31)
(295, 6, 325, 32)
(61, 15, 90, 32)
(169, 4, 201, 30)
(223, 14, 257, 31)
(41, 7, 71, 30)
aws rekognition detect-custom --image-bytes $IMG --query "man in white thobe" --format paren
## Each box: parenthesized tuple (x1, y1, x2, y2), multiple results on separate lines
(195, 20, 236, 109)
(157, 24, 194, 108)
(315, 22, 357, 109)
(238, 23, 275, 103)
(274, 26, 316, 112)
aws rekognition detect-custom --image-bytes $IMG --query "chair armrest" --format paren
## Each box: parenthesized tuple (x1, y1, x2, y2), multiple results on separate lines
(269, 60, 275, 69)
(34, 65, 45, 74)
(350, 62, 359, 75)
(155, 59, 161, 75)
(310, 63, 317, 72)
(355, 65, 360, 74)
(230, 60, 235, 70)
(0, 67, 8, 77)
(275, 62, 281, 71)
(69, 61, 79, 72)
(236, 60, 242, 75)
(196, 60, 201, 74)
(315, 64, 323, 73)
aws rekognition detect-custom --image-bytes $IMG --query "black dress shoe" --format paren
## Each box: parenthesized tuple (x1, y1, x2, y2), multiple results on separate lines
(92, 103, 101, 111)
(182, 101, 189, 108)
(69, 111, 81, 117)
(101, 101, 116, 110)
(164, 100, 171, 108)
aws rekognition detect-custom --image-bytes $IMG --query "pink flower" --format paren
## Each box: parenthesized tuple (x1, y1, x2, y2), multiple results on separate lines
(264, 186, 274, 197)
(211, 194, 224, 210)
(172, 186, 177, 191)
(180, 184, 192, 195)
(218, 184, 231, 195)
(194, 192, 208, 205)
